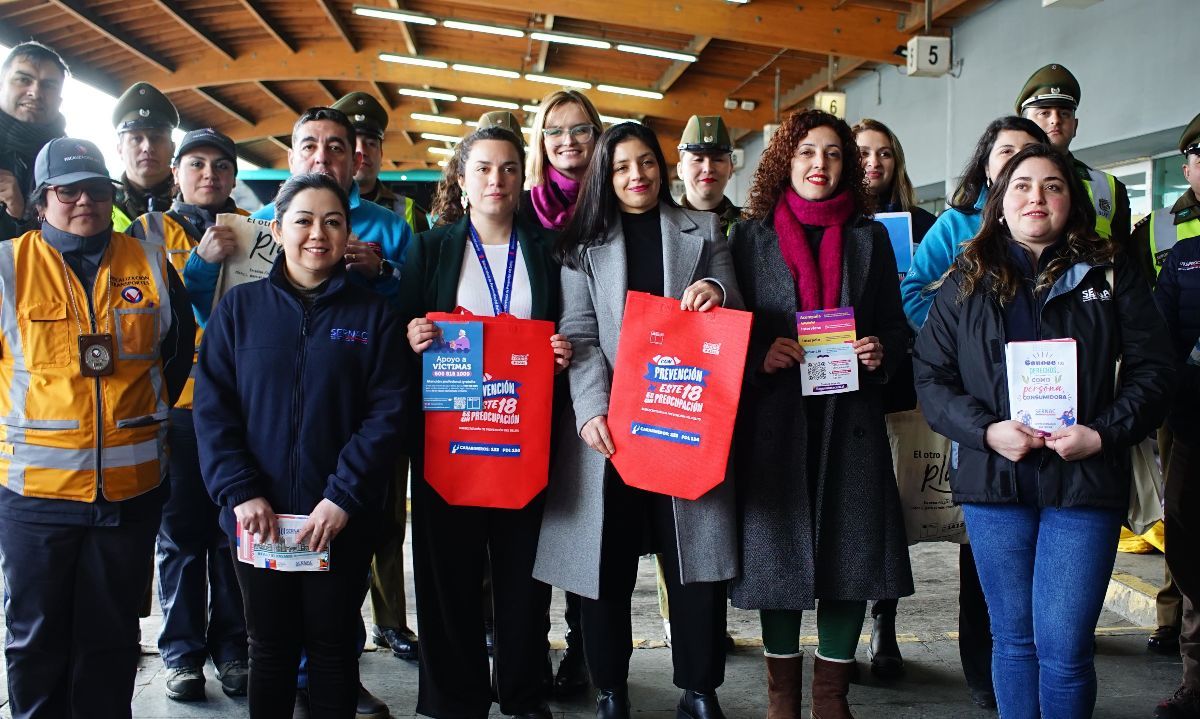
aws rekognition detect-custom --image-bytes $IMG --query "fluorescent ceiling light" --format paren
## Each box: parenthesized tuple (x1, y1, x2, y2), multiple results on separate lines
(460, 96, 520, 110)
(529, 31, 612, 49)
(451, 64, 521, 79)
(616, 44, 697, 62)
(520, 127, 533, 135)
(437, 160, 449, 166)
(465, 121, 481, 128)
(421, 132, 462, 143)
(380, 53, 448, 69)
(522, 104, 540, 113)
(597, 84, 664, 100)
(524, 74, 591, 89)
(599, 115, 640, 125)
(442, 20, 525, 38)
(428, 146, 456, 156)
(411, 113, 463, 125)
(398, 88, 458, 102)
(353, 5, 438, 24)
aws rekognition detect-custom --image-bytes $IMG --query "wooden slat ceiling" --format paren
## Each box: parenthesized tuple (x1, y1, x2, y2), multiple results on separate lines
(0, 0, 993, 170)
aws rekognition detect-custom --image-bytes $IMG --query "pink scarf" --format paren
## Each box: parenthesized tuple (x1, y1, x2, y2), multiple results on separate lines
(772, 188, 855, 311)
(529, 166, 581, 230)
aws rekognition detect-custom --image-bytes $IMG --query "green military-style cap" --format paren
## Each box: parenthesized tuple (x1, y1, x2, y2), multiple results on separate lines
(476, 111, 525, 145)
(677, 115, 732, 153)
(1015, 63, 1081, 114)
(331, 92, 388, 140)
(1179, 112, 1200, 155)
(113, 82, 179, 133)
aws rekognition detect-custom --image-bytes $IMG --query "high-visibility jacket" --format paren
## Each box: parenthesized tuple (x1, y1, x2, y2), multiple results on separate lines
(0, 230, 173, 502)
(1082, 166, 1118, 240)
(1150, 204, 1200, 275)
(131, 208, 249, 409)
(366, 183, 429, 234)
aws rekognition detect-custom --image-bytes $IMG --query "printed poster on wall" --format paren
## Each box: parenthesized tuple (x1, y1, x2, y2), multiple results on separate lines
(1005, 339, 1078, 434)
(212, 213, 279, 312)
(422, 321, 484, 411)
(796, 307, 859, 396)
(608, 292, 752, 500)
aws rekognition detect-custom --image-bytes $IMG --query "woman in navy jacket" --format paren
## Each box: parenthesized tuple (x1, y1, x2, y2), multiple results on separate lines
(195, 173, 407, 718)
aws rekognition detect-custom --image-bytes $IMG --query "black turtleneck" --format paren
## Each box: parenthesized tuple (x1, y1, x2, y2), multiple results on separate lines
(622, 205, 664, 296)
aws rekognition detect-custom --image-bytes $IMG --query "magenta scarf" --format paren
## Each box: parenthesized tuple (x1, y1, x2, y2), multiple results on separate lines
(772, 188, 855, 311)
(529, 166, 581, 230)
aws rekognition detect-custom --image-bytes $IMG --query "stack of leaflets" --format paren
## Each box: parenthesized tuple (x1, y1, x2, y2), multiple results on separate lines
(236, 514, 329, 572)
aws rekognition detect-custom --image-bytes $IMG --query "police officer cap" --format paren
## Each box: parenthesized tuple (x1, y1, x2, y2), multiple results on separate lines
(174, 128, 237, 165)
(112, 82, 179, 133)
(678, 115, 732, 153)
(33, 138, 112, 189)
(331, 92, 388, 140)
(1180, 112, 1200, 155)
(1015, 64, 1081, 113)
(476, 111, 525, 145)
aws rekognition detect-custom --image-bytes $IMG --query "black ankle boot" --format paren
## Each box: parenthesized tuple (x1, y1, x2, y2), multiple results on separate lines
(556, 630, 590, 697)
(595, 688, 631, 719)
(869, 612, 904, 679)
(677, 690, 726, 719)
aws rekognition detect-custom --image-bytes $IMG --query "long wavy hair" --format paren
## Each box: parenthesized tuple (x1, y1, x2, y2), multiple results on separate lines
(948, 116, 1048, 213)
(952, 143, 1107, 304)
(743, 109, 871, 221)
(430, 126, 526, 226)
(852, 118, 918, 210)
(555, 122, 677, 270)
(526, 90, 603, 190)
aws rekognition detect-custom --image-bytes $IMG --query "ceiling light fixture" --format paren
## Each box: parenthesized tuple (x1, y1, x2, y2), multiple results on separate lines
(437, 160, 449, 166)
(411, 113, 463, 125)
(522, 104, 540, 113)
(465, 121, 481, 128)
(451, 63, 522, 79)
(442, 20, 525, 37)
(352, 5, 437, 24)
(596, 84, 664, 100)
(529, 31, 612, 49)
(460, 96, 521, 110)
(428, 147, 456, 156)
(524, 74, 592, 89)
(380, 53, 449, 69)
(421, 132, 462, 143)
(615, 44, 697, 63)
(598, 115, 640, 125)
(398, 88, 458, 102)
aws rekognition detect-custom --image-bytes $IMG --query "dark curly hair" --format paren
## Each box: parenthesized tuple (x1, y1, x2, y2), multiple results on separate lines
(952, 143, 1108, 304)
(430, 126, 526, 226)
(743, 109, 871, 221)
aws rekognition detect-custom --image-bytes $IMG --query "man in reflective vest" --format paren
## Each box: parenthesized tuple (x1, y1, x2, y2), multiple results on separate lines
(1135, 113, 1200, 280)
(0, 137, 192, 718)
(110, 82, 178, 233)
(1015, 64, 1143, 279)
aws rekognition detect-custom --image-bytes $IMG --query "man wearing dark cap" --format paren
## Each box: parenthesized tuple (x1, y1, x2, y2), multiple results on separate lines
(0, 137, 193, 719)
(1015, 64, 1138, 276)
(0, 41, 67, 241)
(128, 127, 250, 702)
(332, 91, 430, 234)
(112, 81, 179, 232)
(1146, 113, 1200, 719)
(676, 115, 740, 235)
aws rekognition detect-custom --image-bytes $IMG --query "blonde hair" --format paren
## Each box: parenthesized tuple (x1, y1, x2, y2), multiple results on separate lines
(525, 90, 603, 190)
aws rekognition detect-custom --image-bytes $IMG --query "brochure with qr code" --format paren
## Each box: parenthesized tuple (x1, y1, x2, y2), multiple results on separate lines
(236, 515, 330, 572)
(422, 321, 484, 411)
(1005, 339, 1078, 434)
(796, 307, 860, 396)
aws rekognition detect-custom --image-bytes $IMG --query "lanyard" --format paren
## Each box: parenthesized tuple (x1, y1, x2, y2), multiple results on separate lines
(467, 222, 518, 316)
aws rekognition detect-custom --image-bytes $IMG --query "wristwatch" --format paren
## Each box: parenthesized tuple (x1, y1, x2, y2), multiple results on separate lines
(377, 259, 394, 279)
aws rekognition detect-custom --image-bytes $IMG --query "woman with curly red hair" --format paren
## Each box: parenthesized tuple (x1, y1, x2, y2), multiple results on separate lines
(728, 109, 914, 718)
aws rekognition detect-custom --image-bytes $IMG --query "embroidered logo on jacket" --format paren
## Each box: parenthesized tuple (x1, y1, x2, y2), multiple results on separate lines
(330, 328, 369, 344)
(1080, 287, 1111, 302)
(121, 286, 143, 303)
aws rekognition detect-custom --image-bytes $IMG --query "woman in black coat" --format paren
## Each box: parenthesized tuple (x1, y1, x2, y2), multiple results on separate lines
(728, 109, 913, 718)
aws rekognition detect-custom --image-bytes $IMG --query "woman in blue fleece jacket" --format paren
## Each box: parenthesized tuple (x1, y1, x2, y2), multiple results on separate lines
(194, 173, 407, 717)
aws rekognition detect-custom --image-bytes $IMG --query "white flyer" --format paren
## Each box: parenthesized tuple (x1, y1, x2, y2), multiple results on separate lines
(236, 514, 330, 572)
(1005, 339, 1078, 434)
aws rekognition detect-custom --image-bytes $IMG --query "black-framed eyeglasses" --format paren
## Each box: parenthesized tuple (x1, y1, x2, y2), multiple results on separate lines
(542, 124, 596, 141)
(51, 184, 114, 203)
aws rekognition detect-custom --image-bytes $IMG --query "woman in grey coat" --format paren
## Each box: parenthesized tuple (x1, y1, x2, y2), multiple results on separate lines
(727, 109, 914, 719)
(534, 123, 742, 719)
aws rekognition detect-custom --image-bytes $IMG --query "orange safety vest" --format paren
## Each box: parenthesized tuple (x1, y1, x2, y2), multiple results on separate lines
(0, 230, 173, 502)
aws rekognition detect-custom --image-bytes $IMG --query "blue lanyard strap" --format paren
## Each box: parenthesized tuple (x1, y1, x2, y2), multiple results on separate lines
(467, 222, 518, 315)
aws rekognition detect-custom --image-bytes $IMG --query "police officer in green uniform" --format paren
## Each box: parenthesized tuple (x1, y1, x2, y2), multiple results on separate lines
(1015, 64, 1142, 278)
(331, 91, 430, 235)
(676, 115, 741, 235)
(111, 82, 178, 233)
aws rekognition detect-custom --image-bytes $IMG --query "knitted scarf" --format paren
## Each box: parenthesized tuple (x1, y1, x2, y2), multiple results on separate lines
(0, 110, 65, 166)
(528, 166, 581, 230)
(772, 188, 854, 311)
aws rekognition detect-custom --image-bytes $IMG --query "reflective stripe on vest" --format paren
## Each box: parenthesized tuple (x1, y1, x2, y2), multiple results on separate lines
(0, 231, 172, 501)
(1150, 208, 1200, 275)
(136, 212, 202, 409)
(1083, 168, 1116, 240)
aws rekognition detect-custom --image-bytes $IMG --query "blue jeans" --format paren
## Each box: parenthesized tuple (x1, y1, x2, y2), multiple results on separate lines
(962, 503, 1122, 719)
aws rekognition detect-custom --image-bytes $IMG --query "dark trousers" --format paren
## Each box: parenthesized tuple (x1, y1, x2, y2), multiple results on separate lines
(0, 513, 159, 719)
(1164, 433, 1200, 690)
(1158, 425, 1184, 629)
(157, 408, 247, 668)
(232, 524, 374, 719)
(369, 457, 413, 631)
(581, 472, 726, 693)
(412, 474, 551, 718)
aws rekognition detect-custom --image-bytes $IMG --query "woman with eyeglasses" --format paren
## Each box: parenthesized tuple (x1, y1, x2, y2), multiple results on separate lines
(0, 137, 194, 718)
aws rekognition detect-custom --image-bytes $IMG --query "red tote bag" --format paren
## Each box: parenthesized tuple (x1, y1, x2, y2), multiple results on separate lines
(608, 291, 752, 500)
(424, 309, 555, 509)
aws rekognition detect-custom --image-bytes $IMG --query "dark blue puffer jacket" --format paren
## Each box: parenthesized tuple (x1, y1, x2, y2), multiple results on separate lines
(1153, 236, 1200, 441)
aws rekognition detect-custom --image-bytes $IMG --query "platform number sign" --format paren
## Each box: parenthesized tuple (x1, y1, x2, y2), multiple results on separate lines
(814, 91, 847, 120)
(907, 36, 952, 77)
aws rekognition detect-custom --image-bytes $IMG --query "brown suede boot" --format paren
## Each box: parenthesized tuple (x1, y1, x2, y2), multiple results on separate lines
(810, 655, 855, 719)
(765, 655, 804, 718)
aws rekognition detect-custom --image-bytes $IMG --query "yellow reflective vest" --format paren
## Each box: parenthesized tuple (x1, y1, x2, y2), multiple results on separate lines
(1082, 166, 1118, 240)
(0, 230, 173, 502)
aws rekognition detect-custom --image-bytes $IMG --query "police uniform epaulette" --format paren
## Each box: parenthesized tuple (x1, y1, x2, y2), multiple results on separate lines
(1134, 214, 1151, 230)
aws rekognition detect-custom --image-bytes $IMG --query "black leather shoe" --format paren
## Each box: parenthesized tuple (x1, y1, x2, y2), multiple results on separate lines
(372, 624, 419, 661)
(970, 688, 998, 712)
(595, 689, 631, 719)
(509, 705, 553, 719)
(555, 632, 590, 697)
(869, 612, 905, 679)
(1155, 685, 1200, 718)
(677, 690, 726, 719)
(1148, 625, 1182, 655)
(356, 684, 389, 719)
(164, 666, 205, 702)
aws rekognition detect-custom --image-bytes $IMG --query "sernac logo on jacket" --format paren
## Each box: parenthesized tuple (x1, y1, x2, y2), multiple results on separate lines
(1080, 286, 1111, 303)
(330, 328, 369, 345)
